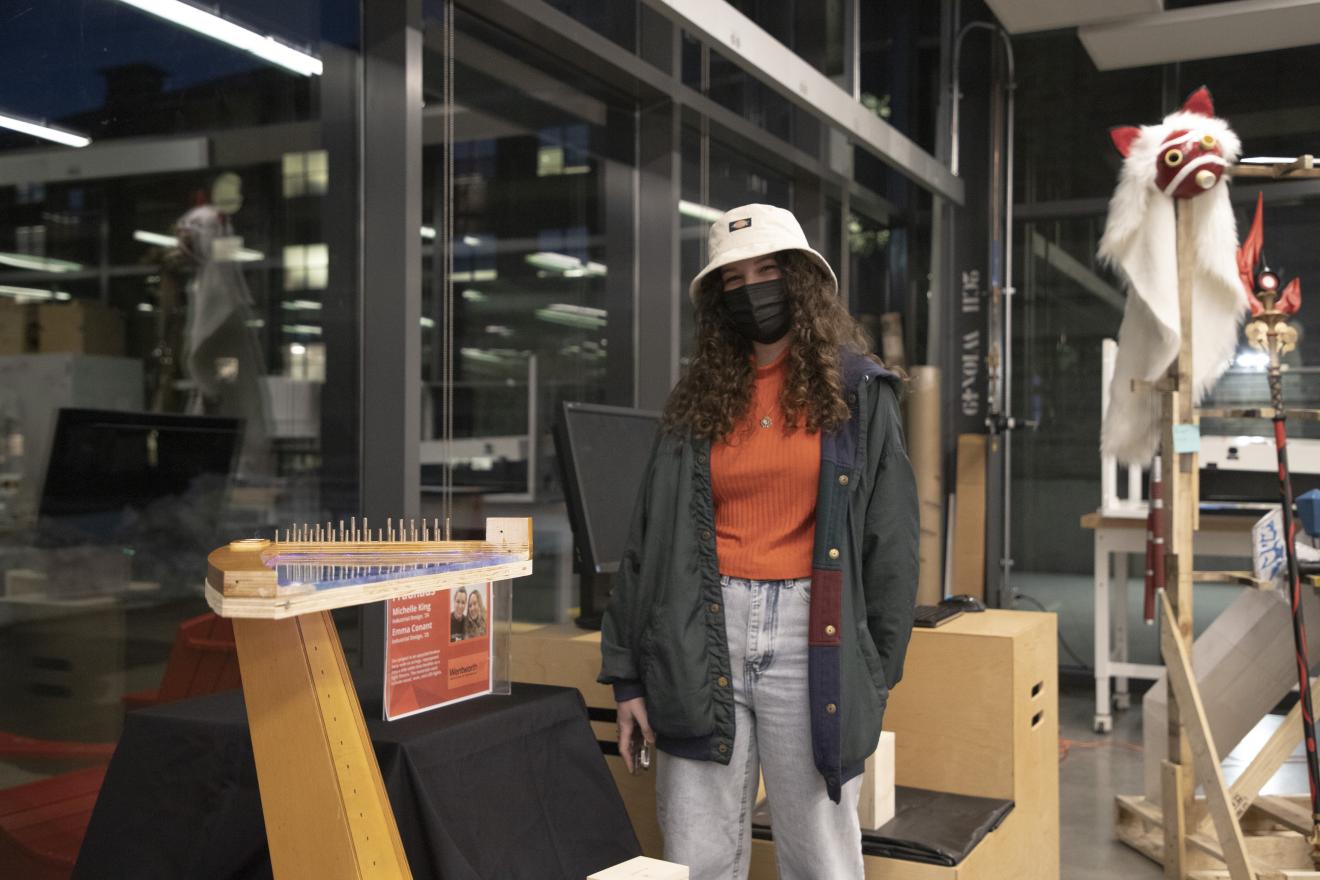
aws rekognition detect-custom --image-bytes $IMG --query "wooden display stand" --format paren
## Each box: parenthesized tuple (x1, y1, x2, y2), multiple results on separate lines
(207, 518, 534, 880)
(512, 609, 1059, 879)
(1115, 162, 1320, 879)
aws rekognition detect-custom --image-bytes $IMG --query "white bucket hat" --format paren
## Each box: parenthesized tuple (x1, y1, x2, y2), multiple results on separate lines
(688, 203, 838, 302)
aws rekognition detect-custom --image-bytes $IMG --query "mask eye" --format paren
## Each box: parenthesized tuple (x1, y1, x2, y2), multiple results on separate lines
(1200, 134, 1217, 149)
(1164, 148, 1184, 167)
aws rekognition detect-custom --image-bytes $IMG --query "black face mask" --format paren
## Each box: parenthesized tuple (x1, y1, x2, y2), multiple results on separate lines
(725, 279, 791, 344)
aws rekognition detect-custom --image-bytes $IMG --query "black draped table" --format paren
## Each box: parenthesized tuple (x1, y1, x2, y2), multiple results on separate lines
(73, 683, 640, 879)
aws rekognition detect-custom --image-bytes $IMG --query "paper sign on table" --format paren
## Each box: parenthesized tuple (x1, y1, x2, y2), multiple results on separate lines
(383, 582, 493, 720)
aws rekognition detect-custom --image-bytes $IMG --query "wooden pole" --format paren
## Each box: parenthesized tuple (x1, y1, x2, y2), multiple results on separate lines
(1162, 199, 1199, 879)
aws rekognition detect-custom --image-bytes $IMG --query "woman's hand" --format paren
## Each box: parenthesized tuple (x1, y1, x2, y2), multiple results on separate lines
(617, 697, 655, 773)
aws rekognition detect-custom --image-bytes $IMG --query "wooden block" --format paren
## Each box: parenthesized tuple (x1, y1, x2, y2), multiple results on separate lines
(952, 434, 988, 601)
(37, 302, 124, 356)
(0, 301, 32, 354)
(858, 731, 895, 830)
(589, 855, 688, 879)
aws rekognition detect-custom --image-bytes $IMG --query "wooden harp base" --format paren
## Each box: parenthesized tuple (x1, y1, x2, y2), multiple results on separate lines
(233, 613, 411, 879)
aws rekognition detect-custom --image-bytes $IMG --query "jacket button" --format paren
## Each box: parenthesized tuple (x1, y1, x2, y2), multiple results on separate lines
(718, 743, 729, 754)
(697, 453, 706, 464)
(825, 703, 838, 714)
(828, 548, 840, 559)
(701, 529, 712, 541)
(717, 675, 729, 687)
(825, 624, 836, 636)
(710, 602, 721, 614)
(848, 393, 858, 404)
(838, 474, 849, 486)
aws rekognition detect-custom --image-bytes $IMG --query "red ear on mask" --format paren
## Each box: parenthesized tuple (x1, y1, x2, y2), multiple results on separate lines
(1110, 126, 1141, 158)
(1182, 86, 1214, 117)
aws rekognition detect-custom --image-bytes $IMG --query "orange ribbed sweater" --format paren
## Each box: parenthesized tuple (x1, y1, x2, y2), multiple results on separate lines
(710, 351, 821, 580)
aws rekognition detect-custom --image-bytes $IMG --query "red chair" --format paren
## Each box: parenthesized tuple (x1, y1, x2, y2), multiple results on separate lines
(0, 612, 239, 879)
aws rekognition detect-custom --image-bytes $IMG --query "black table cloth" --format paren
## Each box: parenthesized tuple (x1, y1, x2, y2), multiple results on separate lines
(73, 683, 640, 879)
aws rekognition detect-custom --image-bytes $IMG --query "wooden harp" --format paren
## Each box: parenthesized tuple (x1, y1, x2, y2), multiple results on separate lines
(206, 517, 533, 880)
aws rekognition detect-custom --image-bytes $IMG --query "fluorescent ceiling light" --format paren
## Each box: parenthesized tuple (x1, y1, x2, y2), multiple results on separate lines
(421, 226, 437, 240)
(0, 112, 91, 148)
(525, 252, 607, 277)
(0, 252, 82, 273)
(282, 299, 322, 310)
(112, 0, 322, 76)
(135, 229, 263, 261)
(1240, 156, 1313, 165)
(453, 269, 497, 282)
(281, 323, 323, 336)
(462, 235, 481, 247)
(679, 200, 724, 223)
(534, 302, 607, 329)
(138, 302, 155, 312)
(420, 316, 436, 328)
(134, 230, 178, 247)
(0, 284, 70, 302)
(462, 289, 486, 302)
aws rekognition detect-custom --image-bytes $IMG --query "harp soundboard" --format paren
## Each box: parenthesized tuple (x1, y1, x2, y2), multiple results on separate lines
(206, 516, 532, 619)
(207, 517, 533, 880)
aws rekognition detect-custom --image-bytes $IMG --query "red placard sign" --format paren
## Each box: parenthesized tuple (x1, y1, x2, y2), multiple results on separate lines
(383, 583, 492, 720)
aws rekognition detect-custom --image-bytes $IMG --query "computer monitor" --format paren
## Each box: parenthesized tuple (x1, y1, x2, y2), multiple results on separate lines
(553, 402, 660, 629)
(38, 408, 242, 590)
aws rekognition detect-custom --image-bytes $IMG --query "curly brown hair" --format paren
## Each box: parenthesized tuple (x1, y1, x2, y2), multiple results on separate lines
(663, 250, 877, 441)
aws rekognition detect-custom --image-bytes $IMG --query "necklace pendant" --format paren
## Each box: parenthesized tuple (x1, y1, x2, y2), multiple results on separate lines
(760, 416, 773, 429)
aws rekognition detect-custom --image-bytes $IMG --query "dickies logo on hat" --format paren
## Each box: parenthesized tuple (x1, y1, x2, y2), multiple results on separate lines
(728, 217, 752, 232)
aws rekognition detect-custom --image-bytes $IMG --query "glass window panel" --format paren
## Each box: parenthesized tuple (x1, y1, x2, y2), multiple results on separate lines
(420, 9, 637, 623)
(0, 0, 360, 754)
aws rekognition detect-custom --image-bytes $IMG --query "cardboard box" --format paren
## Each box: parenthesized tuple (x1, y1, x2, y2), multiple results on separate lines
(0, 300, 33, 354)
(38, 301, 125, 356)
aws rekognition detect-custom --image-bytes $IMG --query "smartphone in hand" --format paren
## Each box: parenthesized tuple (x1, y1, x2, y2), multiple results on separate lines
(629, 734, 652, 774)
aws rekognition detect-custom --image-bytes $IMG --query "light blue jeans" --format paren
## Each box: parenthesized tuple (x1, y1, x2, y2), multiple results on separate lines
(656, 576, 864, 880)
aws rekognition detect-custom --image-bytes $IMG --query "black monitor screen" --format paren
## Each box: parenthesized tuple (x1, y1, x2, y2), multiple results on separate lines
(555, 402, 659, 574)
(38, 409, 242, 577)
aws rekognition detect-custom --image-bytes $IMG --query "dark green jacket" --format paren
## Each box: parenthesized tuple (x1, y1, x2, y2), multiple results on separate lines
(599, 351, 920, 801)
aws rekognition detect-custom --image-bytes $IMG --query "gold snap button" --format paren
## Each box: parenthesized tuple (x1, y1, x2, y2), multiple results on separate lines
(701, 529, 712, 541)
(838, 474, 849, 486)
(717, 676, 729, 687)
(718, 743, 729, 754)
(825, 703, 837, 714)
(825, 624, 836, 636)
(828, 548, 840, 559)
(710, 602, 721, 614)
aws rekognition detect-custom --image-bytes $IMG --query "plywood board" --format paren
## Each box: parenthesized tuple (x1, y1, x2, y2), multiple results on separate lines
(906, 367, 943, 605)
(952, 434, 988, 601)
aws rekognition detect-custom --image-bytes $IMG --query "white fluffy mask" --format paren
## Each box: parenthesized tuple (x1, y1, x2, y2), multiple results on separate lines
(1098, 87, 1246, 466)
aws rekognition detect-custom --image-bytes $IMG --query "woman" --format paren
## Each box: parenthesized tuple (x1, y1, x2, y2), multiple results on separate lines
(598, 204, 919, 879)
(464, 588, 487, 639)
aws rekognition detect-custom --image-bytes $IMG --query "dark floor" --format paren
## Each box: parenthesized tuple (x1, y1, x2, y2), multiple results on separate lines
(1057, 680, 1162, 879)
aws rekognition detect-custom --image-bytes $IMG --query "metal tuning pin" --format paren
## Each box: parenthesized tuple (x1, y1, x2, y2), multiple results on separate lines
(433, 518, 441, 542)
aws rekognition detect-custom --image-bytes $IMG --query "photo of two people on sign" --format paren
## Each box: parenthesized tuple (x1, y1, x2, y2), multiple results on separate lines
(449, 585, 487, 642)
